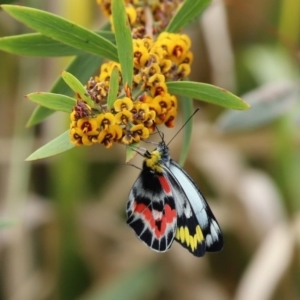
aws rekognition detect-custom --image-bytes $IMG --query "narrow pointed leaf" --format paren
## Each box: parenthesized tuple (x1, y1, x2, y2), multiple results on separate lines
(0, 31, 115, 57)
(26, 53, 103, 127)
(126, 143, 138, 163)
(0, 33, 83, 56)
(26, 92, 76, 112)
(167, 81, 250, 110)
(178, 96, 194, 166)
(26, 106, 55, 127)
(112, 0, 133, 89)
(166, 0, 211, 33)
(26, 130, 74, 161)
(107, 67, 120, 109)
(1, 5, 118, 61)
(61, 71, 94, 107)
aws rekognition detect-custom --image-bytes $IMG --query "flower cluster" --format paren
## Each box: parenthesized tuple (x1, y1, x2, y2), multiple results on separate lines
(97, 0, 183, 37)
(70, 1, 193, 149)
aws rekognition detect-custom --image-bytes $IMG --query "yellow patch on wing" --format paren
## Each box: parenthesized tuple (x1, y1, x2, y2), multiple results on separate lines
(176, 225, 204, 253)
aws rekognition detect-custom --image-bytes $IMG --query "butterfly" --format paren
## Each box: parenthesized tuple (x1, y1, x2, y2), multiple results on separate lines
(126, 141, 223, 257)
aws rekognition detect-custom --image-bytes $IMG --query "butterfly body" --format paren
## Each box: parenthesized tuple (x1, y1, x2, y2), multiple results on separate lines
(126, 142, 223, 257)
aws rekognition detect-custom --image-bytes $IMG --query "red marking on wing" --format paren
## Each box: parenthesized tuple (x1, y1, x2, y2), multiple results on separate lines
(158, 175, 171, 194)
(133, 201, 176, 239)
(165, 204, 176, 223)
(134, 203, 155, 228)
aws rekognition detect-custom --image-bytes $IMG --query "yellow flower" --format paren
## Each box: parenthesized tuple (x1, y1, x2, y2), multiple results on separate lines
(154, 33, 172, 54)
(164, 107, 177, 128)
(141, 68, 167, 94)
(150, 81, 168, 97)
(143, 63, 161, 77)
(170, 95, 178, 109)
(156, 32, 172, 42)
(138, 93, 153, 103)
(97, 112, 116, 130)
(98, 124, 123, 148)
(114, 97, 134, 112)
(126, 5, 137, 26)
(132, 124, 149, 142)
(143, 110, 156, 133)
(134, 7, 145, 24)
(70, 111, 77, 121)
(70, 118, 99, 146)
(77, 118, 99, 135)
(133, 73, 142, 86)
(181, 51, 193, 65)
(132, 102, 151, 123)
(70, 121, 77, 129)
(97, 62, 121, 83)
(70, 127, 83, 146)
(82, 134, 95, 146)
(133, 41, 149, 69)
(147, 74, 165, 91)
(168, 42, 187, 64)
(160, 59, 173, 75)
(175, 63, 191, 79)
(141, 37, 153, 50)
(156, 33, 191, 65)
(97, 0, 111, 17)
(112, 124, 123, 140)
(100, 62, 121, 75)
(115, 110, 133, 125)
(149, 93, 172, 119)
(122, 124, 149, 144)
(149, 46, 165, 63)
(179, 34, 191, 49)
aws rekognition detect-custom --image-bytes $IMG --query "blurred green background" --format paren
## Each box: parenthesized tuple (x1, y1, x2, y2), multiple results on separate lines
(1, 0, 300, 299)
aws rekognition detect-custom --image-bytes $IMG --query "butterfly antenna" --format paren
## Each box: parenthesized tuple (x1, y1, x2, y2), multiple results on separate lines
(167, 108, 200, 146)
(154, 124, 165, 142)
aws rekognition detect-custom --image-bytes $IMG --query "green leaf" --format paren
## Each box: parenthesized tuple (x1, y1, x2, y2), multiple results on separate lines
(26, 53, 103, 127)
(26, 130, 74, 161)
(0, 33, 84, 56)
(107, 67, 120, 109)
(178, 96, 194, 166)
(26, 106, 55, 128)
(1, 5, 118, 61)
(126, 143, 138, 163)
(166, 0, 211, 32)
(167, 81, 250, 110)
(61, 71, 94, 107)
(0, 31, 115, 57)
(112, 0, 133, 89)
(26, 92, 76, 112)
(216, 80, 300, 133)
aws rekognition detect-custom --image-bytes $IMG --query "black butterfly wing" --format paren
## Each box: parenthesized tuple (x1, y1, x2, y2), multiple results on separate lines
(126, 166, 177, 252)
(169, 160, 223, 253)
(161, 165, 207, 256)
